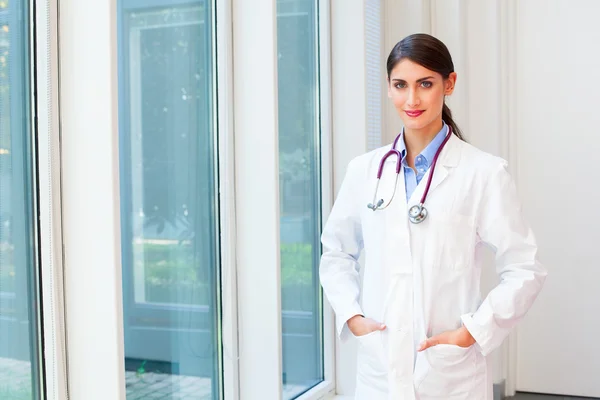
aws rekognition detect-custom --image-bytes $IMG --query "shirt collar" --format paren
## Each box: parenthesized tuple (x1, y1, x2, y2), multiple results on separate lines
(399, 122, 449, 166)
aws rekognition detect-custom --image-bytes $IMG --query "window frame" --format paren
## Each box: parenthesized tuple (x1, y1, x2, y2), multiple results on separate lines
(293, 0, 336, 398)
(232, 0, 335, 398)
(34, 0, 69, 398)
(57, 0, 336, 398)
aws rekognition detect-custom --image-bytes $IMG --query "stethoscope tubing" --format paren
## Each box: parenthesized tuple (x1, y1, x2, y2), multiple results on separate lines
(368, 126, 453, 218)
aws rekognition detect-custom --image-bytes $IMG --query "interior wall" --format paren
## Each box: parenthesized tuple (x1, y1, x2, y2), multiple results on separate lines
(512, 1, 600, 397)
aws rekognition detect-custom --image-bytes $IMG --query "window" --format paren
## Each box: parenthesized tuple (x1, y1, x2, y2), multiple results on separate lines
(277, 0, 324, 398)
(0, 0, 43, 398)
(117, 1, 222, 399)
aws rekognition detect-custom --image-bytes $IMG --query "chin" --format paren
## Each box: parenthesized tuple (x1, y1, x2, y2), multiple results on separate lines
(400, 115, 437, 133)
(402, 119, 430, 132)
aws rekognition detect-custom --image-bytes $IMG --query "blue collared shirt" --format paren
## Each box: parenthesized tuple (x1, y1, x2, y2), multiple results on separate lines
(398, 123, 449, 200)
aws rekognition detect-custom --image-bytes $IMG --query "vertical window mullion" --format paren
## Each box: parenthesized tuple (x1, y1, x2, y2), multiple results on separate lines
(34, 0, 69, 398)
(233, 0, 283, 399)
(216, 0, 239, 398)
(59, 0, 125, 397)
(316, 0, 335, 394)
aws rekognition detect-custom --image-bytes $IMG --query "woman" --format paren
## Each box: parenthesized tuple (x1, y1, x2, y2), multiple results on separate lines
(319, 33, 547, 400)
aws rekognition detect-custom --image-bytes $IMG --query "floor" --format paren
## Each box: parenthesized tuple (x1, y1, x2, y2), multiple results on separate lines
(3, 357, 599, 400)
(508, 393, 599, 400)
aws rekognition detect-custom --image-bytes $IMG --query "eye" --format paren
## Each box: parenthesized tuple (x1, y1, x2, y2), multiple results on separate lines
(420, 81, 433, 88)
(394, 82, 407, 89)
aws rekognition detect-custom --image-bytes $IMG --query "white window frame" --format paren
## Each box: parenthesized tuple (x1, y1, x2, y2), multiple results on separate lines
(56, 0, 335, 398)
(316, 0, 336, 397)
(58, 0, 126, 397)
(232, 0, 335, 398)
(232, 0, 283, 396)
(34, 0, 69, 398)
(216, 0, 239, 398)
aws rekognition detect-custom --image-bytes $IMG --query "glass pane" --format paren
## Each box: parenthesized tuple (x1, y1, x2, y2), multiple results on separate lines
(0, 0, 43, 399)
(277, 0, 324, 398)
(117, 2, 221, 399)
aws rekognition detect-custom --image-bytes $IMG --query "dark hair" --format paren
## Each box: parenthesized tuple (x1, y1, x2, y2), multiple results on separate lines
(386, 33, 464, 140)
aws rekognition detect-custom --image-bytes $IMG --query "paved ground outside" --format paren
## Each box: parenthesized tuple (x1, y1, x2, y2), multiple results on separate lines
(0, 357, 308, 399)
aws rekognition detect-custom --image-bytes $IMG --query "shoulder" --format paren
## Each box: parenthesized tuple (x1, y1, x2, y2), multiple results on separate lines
(455, 138, 509, 177)
(452, 138, 519, 203)
(345, 144, 393, 176)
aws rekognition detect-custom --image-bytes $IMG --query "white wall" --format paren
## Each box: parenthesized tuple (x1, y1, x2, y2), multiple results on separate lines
(512, 1, 600, 396)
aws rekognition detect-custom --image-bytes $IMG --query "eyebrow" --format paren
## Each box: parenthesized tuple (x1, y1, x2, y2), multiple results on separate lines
(391, 76, 435, 83)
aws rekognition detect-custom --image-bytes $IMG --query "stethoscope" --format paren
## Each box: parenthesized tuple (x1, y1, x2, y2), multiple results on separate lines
(367, 126, 453, 224)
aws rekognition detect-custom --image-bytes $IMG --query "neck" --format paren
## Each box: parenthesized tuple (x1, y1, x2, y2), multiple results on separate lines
(404, 119, 445, 157)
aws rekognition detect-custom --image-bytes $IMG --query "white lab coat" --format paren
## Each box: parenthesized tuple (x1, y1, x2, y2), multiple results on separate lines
(319, 134, 547, 400)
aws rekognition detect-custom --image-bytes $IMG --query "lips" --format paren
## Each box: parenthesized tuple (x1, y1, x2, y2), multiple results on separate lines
(405, 110, 424, 118)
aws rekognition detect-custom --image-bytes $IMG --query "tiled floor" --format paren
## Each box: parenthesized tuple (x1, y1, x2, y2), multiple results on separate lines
(508, 392, 599, 400)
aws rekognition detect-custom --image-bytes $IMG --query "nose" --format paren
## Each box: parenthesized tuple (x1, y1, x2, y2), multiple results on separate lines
(407, 88, 420, 108)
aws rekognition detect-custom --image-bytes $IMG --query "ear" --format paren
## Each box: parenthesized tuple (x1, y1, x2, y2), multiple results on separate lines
(387, 77, 392, 98)
(445, 72, 457, 96)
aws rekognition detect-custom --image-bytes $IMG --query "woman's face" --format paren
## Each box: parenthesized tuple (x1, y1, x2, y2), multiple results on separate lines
(387, 58, 456, 133)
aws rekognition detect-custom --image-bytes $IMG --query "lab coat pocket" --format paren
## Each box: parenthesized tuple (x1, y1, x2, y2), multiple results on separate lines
(415, 344, 480, 398)
(436, 214, 476, 271)
(355, 331, 387, 378)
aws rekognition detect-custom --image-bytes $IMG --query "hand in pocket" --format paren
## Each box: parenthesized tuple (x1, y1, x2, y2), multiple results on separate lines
(347, 315, 387, 337)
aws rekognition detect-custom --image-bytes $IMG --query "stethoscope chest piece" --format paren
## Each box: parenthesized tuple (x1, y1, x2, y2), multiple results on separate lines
(408, 203, 428, 224)
(367, 125, 452, 222)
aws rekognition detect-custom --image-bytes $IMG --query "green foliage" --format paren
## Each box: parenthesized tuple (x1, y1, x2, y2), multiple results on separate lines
(136, 360, 147, 378)
(0, 240, 318, 311)
(280, 243, 313, 286)
(137, 241, 317, 311)
(134, 241, 208, 305)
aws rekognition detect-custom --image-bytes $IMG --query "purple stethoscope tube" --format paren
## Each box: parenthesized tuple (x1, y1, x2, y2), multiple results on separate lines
(367, 126, 452, 224)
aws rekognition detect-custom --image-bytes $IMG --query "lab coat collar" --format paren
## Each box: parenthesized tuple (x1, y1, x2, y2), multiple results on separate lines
(407, 133, 462, 205)
(438, 132, 461, 167)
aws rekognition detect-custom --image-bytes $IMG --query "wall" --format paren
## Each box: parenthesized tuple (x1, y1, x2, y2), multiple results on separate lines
(512, 1, 600, 397)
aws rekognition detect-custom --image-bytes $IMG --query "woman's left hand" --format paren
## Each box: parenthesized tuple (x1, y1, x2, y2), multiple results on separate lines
(417, 326, 476, 352)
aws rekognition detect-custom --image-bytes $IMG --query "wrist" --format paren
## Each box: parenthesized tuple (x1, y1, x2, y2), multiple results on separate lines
(347, 314, 364, 330)
(460, 326, 476, 346)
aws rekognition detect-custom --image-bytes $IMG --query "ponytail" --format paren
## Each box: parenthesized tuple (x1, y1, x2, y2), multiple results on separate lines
(442, 103, 465, 141)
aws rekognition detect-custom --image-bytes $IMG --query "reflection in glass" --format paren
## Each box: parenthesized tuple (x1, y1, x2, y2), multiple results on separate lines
(0, 0, 43, 399)
(118, 2, 221, 399)
(277, 0, 324, 398)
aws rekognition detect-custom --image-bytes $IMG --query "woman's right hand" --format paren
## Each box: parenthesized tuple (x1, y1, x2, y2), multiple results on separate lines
(347, 314, 387, 337)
